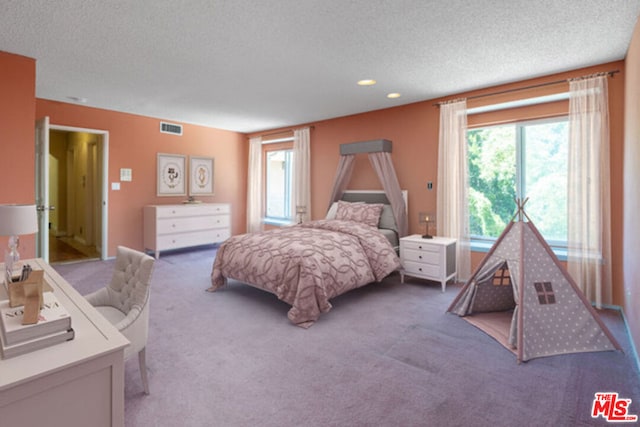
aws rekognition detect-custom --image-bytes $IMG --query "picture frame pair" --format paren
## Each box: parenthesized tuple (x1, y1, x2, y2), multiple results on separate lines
(157, 153, 214, 197)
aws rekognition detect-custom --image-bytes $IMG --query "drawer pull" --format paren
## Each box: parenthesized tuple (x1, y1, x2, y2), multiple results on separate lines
(418, 267, 422, 272)
(418, 245, 422, 249)
(418, 255, 422, 259)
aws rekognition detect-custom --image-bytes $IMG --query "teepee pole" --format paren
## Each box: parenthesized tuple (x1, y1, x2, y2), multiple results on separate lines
(509, 197, 530, 223)
(517, 220, 525, 363)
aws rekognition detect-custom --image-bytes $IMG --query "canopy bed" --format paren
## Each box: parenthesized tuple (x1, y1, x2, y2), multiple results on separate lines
(208, 139, 408, 327)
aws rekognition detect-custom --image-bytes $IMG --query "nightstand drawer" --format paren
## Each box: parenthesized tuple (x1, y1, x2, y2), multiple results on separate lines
(403, 260, 439, 278)
(403, 248, 440, 265)
(402, 240, 440, 253)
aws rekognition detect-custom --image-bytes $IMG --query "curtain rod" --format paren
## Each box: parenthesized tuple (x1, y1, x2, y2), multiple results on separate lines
(434, 69, 619, 106)
(254, 125, 315, 139)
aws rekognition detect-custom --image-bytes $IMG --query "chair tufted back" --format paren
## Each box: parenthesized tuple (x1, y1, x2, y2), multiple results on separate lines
(106, 246, 155, 315)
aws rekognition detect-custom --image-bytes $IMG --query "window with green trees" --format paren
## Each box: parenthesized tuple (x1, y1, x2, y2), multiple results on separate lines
(467, 117, 568, 245)
(265, 149, 293, 221)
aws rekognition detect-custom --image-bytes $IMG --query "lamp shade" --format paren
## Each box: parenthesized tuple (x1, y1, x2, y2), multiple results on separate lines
(0, 204, 39, 236)
(418, 212, 435, 224)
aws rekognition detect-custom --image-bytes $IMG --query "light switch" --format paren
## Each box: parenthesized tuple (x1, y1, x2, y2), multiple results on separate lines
(120, 168, 132, 182)
(112, 182, 121, 190)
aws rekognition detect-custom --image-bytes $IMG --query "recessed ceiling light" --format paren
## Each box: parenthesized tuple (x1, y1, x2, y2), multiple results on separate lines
(387, 93, 401, 99)
(357, 79, 376, 86)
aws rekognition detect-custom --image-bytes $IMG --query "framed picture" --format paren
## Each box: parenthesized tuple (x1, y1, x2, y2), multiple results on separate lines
(157, 153, 186, 196)
(189, 156, 215, 196)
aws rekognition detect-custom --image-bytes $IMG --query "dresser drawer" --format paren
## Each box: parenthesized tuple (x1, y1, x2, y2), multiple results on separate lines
(210, 215, 231, 229)
(156, 204, 230, 218)
(157, 215, 230, 234)
(403, 260, 439, 278)
(402, 248, 440, 265)
(157, 229, 230, 250)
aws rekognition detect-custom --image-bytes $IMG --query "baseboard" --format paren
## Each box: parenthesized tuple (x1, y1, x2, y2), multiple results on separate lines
(600, 303, 640, 374)
(73, 235, 88, 246)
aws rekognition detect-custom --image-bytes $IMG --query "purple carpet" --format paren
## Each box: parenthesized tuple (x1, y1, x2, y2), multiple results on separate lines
(53, 247, 640, 427)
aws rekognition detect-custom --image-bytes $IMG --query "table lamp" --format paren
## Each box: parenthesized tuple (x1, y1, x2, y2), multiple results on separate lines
(296, 205, 307, 224)
(418, 211, 435, 239)
(0, 204, 39, 267)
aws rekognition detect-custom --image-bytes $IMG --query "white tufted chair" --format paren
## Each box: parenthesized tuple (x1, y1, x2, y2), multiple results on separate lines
(85, 246, 155, 394)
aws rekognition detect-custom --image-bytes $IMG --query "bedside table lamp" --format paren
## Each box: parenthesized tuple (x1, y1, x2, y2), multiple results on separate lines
(418, 211, 435, 239)
(0, 204, 39, 267)
(296, 205, 307, 224)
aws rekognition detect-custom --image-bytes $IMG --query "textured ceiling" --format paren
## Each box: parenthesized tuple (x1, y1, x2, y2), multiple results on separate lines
(2, 1, 640, 133)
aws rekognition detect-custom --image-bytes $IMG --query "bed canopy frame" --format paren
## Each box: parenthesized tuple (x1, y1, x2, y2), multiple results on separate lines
(327, 139, 408, 237)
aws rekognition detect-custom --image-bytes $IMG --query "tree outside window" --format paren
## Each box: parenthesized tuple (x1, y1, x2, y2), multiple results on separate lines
(467, 117, 568, 245)
(265, 149, 293, 221)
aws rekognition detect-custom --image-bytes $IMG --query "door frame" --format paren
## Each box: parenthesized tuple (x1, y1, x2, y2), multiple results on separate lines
(39, 122, 109, 261)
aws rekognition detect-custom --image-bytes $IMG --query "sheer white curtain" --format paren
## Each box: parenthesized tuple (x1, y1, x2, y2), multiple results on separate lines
(247, 136, 263, 233)
(292, 127, 311, 222)
(567, 75, 612, 308)
(327, 155, 355, 210)
(369, 152, 408, 237)
(436, 99, 470, 281)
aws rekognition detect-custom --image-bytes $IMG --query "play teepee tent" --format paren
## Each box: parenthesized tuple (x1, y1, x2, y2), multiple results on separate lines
(448, 200, 621, 363)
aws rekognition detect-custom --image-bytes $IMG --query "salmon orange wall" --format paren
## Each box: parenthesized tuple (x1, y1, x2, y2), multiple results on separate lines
(1, 49, 629, 315)
(623, 18, 640, 358)
(0, 51, 36, 258)
(34, 100, 248, 256)
(252, 60, 626, 307)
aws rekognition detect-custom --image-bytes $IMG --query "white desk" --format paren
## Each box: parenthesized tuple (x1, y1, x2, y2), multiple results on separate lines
(0, 258, 129, 427)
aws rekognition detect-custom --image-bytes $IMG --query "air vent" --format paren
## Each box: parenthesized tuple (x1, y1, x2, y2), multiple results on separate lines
(160, 121, 183, 135)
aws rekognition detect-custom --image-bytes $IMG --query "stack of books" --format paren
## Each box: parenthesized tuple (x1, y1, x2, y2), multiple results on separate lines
(0, 291, 74, 359)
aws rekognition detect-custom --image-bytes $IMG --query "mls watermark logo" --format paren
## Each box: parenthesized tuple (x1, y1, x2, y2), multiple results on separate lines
(592, 392, 638, 422)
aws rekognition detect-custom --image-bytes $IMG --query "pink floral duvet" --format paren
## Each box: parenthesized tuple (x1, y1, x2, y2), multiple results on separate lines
(209, 219, 400, 328)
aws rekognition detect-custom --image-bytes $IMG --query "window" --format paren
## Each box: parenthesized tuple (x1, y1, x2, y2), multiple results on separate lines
(265, 149, 293, 222)
(467, 117, 568, 246)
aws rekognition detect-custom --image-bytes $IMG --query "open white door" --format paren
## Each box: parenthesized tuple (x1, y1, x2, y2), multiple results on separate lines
(35, 117, 50, 262)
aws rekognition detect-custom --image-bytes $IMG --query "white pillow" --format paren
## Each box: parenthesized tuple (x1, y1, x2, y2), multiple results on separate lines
(326, 202, 339, 219)
(378, 204, 397, 231)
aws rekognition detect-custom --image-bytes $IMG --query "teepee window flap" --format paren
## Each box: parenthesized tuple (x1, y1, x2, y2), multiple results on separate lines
(534, 281, 556, 305)
(492, 264, 511, 287)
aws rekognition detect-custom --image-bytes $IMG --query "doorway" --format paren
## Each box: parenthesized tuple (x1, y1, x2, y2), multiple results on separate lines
(47, 129, 106, 263)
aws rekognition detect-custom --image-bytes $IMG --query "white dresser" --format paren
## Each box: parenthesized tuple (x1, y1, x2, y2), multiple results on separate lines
(144, 203, 231, 259)
(399, 235, 457, 292)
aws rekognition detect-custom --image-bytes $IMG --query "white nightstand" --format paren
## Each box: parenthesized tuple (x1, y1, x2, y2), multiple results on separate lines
(399, 235, 457, 292)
